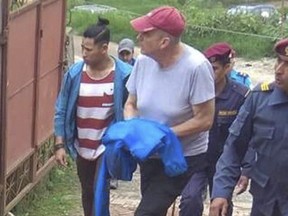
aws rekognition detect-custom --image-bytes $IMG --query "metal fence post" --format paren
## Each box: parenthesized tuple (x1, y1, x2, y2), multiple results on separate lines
(0, 0, 9, 214)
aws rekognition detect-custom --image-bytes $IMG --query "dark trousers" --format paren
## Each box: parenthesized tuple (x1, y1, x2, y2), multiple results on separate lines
(251, 200, 283, 216)
(76, 155, 103, 216)
(179, 171, 207, 216)
(135, 153, 207, 216)
(179, 164, 233, 216)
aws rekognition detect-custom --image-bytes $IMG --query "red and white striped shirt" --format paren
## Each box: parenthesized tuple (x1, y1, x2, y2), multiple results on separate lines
(75, 65, 115, 160)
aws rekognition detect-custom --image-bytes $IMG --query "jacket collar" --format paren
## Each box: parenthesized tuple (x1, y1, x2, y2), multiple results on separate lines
(268, 85, 288, 105)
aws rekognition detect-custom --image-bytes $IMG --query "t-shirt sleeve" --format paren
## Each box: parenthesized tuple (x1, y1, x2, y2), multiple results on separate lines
(189, 60, 215, 105)
(125, 59, 138, 95)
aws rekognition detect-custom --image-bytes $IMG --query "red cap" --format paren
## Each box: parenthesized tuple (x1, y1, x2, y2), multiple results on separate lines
(274, 38, 288, 62)
(203, 42, 235, 63)
(130, 6, 185, 37)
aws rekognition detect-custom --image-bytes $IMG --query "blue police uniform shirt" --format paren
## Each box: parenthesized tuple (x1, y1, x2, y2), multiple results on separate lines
(229, 69, 252, 89)
(212, 82, 288, 215)
(207, 78, 249, 165)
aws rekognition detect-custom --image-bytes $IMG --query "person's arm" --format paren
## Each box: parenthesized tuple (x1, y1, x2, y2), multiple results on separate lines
(235, 147, 255, 195)
(124, 94, 138, 120)
(209, 141, 248, 216)
(172, 98, 215, 137)
(210, 94, 255, 216)
(54, 136, 67, 167)
(172, 59, 215, 137)
(54, 72, 70, 167)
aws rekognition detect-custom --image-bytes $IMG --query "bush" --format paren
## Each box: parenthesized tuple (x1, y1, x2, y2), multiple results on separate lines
(71, 10, 138, 43)
(68, 0, 287, 59)
(181, 3, 284, 59)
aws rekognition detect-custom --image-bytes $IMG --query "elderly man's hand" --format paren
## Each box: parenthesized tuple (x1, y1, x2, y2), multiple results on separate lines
(209, 198, 229, 216)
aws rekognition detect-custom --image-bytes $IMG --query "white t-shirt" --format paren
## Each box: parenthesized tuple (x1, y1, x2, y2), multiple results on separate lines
(126, 44, 215, 156)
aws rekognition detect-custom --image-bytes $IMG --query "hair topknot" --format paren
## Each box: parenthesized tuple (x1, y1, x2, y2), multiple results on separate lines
(97, 17, 109, 26)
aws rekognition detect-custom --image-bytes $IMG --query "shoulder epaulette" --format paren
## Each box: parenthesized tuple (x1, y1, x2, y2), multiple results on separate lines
(253, 81, 274, 92)
(260, 82, 271, 91)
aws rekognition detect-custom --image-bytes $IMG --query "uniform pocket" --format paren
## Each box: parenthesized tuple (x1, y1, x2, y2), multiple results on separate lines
(228, 110, 249, 136)
(252, 125, 275, 151)
(254, 125, 274, 139)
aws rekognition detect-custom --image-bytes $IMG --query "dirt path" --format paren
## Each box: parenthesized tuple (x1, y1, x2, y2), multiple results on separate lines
(69, 168, 252, 216)
(234, 57, 275, 86)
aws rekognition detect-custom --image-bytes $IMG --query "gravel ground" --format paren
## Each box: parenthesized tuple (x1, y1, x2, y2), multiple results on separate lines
(234, 57, 275, 87)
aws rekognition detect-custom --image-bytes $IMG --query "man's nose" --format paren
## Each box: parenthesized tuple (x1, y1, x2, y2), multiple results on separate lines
(82, 49, 88, 57)
(275, 61, 285, 73)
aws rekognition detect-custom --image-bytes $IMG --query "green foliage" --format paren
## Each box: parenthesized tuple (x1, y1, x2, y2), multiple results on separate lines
(11, 158, 80, 216)
(184, 29, 274, 59)
(181, 2, 285, 59)
(207, 0, 280, 7)
(71, 10, 138, 42)
(68, 0, 286, 59)
(70, 0, 288, 58)
(68, 0, 182, 42)
(68, 0, 179, 14)
(183, 0, 279, 8)
(103, 12, 138, 42)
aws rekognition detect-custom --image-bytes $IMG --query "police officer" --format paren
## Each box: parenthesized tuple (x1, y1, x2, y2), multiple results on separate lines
(222, 43, 252, 88)
(180, 42, 250, 216)
(210, 38, 288, 216)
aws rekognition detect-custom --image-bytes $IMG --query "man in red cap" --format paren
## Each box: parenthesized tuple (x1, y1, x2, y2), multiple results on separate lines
(209, 38, 288, 216)
(124, 6, 215, 216)
(179, 42, 250, 216)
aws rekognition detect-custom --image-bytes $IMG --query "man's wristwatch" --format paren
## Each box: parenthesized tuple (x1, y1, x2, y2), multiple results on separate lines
(54, 143, 65, 153)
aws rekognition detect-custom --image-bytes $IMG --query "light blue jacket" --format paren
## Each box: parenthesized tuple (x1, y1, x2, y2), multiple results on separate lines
(54, 58, 132, 158)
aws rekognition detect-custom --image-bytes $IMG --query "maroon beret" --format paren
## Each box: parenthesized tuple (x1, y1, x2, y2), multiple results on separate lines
(274, 38, 288, 62)
(203, 42, 235, 63)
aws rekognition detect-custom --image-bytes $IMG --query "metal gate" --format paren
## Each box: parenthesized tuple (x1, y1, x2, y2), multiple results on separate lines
(0, 0, 66, 215)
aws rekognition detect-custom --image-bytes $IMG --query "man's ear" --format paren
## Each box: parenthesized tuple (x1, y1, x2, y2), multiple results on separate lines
(225, 62, 233, 73)
(160, 37, 170, 49)
(101, 43, 109, 52)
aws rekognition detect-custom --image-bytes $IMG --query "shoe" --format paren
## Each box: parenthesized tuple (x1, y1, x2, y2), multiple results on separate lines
(110, 179, 118, 190)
